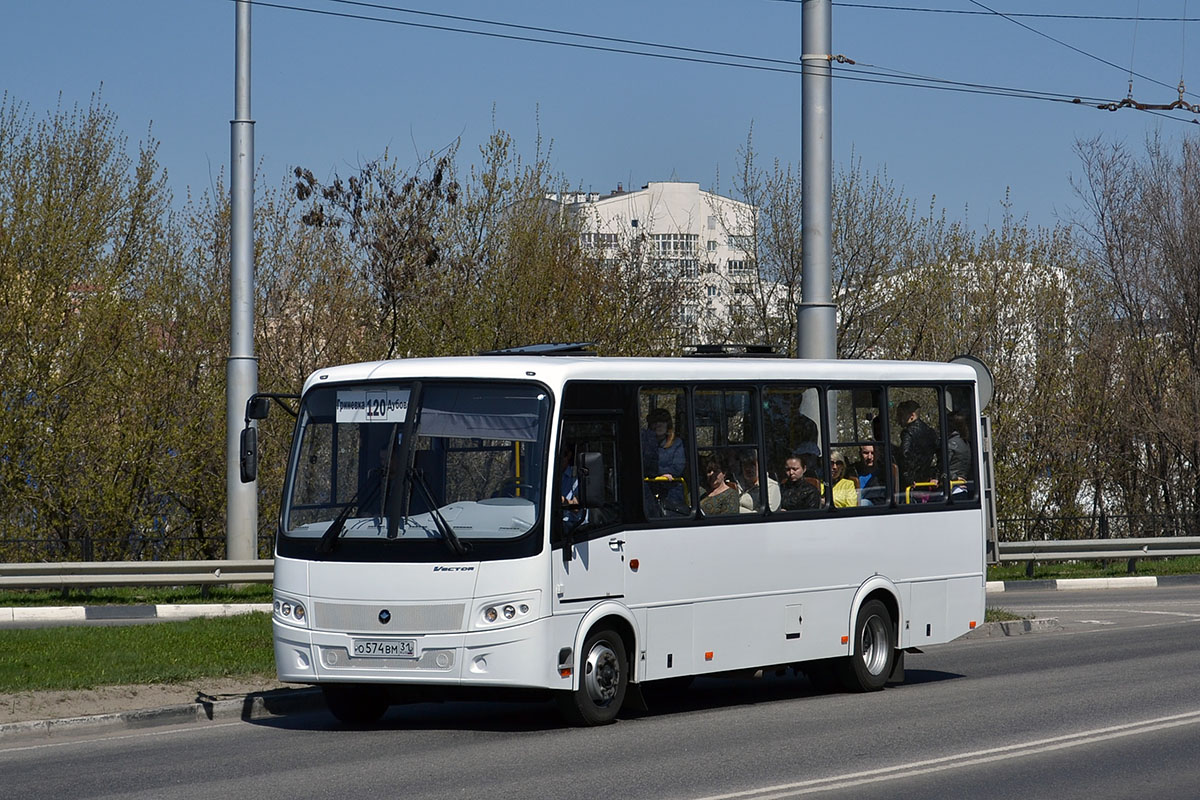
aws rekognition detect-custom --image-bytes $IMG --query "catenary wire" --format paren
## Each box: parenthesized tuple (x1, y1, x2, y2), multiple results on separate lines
(964, 0, 1193, 98)
(789, 1, 1200, 22)
(225, 0, 1196, 123)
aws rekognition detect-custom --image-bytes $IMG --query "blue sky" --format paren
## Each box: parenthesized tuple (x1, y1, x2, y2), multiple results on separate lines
(3, 1, 1197, 231)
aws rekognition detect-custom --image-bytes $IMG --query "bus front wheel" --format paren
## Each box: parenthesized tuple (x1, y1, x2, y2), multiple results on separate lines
(555, 627, 628, 726)
(321, 683, 390, 725)
(837, 599, 896, 692)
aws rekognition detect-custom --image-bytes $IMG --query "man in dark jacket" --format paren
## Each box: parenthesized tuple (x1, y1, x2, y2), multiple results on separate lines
(896, 400, 938, 486)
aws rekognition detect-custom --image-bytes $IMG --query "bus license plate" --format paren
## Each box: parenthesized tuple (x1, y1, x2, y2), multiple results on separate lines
(351, 639, 417, 658)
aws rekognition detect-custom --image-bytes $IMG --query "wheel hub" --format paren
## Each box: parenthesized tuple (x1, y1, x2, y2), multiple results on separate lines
(584, 642, 620, 706)
(861, 614, 890, 676)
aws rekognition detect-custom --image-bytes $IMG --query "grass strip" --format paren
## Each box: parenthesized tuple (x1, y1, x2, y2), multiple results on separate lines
(984, 606, 1025, 622)
(0, 613, 274, 692)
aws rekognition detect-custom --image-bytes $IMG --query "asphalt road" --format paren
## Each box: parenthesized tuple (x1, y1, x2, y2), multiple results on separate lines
(3, 587, 1198, 799)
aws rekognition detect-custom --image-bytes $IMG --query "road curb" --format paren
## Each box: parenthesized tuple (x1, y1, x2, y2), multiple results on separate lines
(3, 603, 271, 625)
(963, 617, 1061, 638)
(0, 687, 325, 743)
(986, 575, 1200, 593)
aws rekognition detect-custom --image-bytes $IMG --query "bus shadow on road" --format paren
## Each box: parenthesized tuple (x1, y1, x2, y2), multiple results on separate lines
(246, 668, 964, 733)
(628, 668, 964, 719)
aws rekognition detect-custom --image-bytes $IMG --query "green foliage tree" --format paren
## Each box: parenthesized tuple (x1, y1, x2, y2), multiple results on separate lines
(1073, 133, 1200, 530)
(293, 130, 683, 360)
(0, 92, 174, 558)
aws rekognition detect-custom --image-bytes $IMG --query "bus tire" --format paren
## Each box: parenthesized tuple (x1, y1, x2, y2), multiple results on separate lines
(321, 683, 390, 725)
(555, 627, 628, 726)
(837, 599, 896, 692)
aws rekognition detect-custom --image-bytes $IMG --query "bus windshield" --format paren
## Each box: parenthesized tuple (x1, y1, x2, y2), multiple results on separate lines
(281, 381, 550, 558)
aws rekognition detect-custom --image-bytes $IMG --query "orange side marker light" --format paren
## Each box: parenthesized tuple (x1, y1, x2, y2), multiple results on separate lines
(841, 635, 849, 645)
(704, 651, 714, 661)
(969, 620, 977, 629)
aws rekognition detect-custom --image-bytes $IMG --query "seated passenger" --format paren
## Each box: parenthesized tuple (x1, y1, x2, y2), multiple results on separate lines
(947, 411, 972, 493)
(829, 451, 859, 508)
(853, 444, 887, 505)
(779, 455, 821, 510)
(738, 451, 781, 513)
(699, 456, 739, 517)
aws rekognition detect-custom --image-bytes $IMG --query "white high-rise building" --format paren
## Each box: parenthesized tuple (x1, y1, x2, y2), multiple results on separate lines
(550, 181, 760, 340)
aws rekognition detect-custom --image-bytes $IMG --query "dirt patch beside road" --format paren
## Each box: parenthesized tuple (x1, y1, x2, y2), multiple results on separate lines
(0, 677, 295, 725)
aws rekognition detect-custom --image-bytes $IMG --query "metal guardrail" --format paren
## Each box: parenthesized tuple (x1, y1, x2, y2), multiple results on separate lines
(2, 537, 1199, 589)
(0, 559, 274, 589)
(997, 537, 1200, 562)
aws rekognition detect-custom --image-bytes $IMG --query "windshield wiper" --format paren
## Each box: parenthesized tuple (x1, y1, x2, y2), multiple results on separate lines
(408, 467, 470, 557)
(315, 479, 381, 555)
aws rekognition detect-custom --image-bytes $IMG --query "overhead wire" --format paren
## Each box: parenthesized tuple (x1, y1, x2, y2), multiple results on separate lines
(964, 0, 1193, 98)
(1130, 0, 1143, 98)
(226, 0, 1197, 124)
(320, 0, 800, 69)
(1183, 1, 1191, 89)
(771, 1, 1200, 22)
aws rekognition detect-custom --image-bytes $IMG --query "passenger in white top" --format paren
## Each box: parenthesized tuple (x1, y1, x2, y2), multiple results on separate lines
(738, 451, 780, 513)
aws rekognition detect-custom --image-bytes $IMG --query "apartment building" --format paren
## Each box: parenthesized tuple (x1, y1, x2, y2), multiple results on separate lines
(550, 181, 761, 340)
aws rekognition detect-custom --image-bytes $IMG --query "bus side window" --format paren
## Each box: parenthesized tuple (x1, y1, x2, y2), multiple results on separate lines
(946, 385, 978, 501)
(639, 387, 692, 519)
(889, 386, 946, 505)
(696, 388, 763, 515)
(828, 385, 887, 508)
(763, 385, 823, 513)
(559, 419, 622, 532)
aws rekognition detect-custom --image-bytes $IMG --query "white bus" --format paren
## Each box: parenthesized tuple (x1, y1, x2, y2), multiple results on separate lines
(254, 346, 990, 725)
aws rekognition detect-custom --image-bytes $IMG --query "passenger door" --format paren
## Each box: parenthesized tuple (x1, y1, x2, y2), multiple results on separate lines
(552, 417, 626, 609)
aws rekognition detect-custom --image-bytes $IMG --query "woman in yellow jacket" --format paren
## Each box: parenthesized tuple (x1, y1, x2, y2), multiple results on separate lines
(828, 451, 859, 508)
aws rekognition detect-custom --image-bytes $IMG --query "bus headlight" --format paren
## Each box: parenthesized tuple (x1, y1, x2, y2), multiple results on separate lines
(273, 593, 309, 628)
(477, 594, 538, 629)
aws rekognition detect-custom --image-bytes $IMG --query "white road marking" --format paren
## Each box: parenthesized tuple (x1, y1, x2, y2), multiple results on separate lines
(0, 721, 243, 756)
(690, 709, 1200, 799)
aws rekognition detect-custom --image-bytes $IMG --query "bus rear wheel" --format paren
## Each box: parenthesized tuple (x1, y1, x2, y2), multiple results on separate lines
(555, 627, 628, 726)
(837, 599, 896, 692)
(321, 683, 390, 725)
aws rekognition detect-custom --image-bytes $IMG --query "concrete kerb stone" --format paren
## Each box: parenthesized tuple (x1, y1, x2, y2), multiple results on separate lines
(963, 617, 1061, 639)
(3, 603, 271, 625)
(0, 688, 325, 743)
(986, 575, 1200, 592)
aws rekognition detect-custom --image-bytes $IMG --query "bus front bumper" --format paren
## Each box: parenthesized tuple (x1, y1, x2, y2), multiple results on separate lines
(273, 616, 570, 689)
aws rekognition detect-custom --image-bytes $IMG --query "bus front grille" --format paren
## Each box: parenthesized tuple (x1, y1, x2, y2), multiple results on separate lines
(312, 601, 466, 633)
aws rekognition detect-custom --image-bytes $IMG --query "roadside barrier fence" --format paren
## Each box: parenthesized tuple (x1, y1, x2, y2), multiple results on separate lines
(1, 514, 1197, 589)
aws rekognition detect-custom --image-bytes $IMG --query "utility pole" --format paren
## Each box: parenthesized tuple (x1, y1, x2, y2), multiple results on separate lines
(226, 0, 258, 560)
(797, 0, 836, 359)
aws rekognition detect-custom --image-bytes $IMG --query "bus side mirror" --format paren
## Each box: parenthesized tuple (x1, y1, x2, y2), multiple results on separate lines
(239, 427, 258, 483)
(577, 451, 605, 509)
(246, 396, 271, 421)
